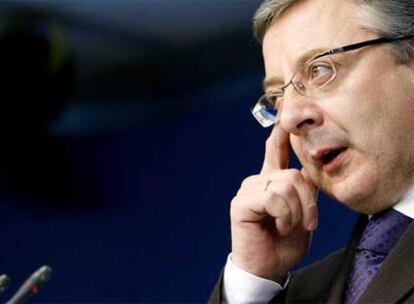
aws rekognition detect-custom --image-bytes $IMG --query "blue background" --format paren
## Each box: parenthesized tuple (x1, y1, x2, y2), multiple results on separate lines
(0, 2, 357, 302)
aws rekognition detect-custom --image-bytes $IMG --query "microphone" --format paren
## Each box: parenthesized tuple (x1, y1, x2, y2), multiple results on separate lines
(0, 274, 10, 295)
(6, 265, 52, 304)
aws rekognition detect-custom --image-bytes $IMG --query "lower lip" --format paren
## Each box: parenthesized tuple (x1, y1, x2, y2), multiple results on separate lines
(322, 148, 348, 173)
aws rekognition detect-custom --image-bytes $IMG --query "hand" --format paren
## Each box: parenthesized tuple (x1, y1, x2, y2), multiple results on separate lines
(230, 125, 318, 283)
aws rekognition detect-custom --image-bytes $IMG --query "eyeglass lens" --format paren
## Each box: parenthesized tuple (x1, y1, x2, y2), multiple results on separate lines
(252, 56, 337, 127)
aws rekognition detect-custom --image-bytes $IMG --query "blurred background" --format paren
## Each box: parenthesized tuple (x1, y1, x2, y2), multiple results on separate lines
(0, 1, 357, 302)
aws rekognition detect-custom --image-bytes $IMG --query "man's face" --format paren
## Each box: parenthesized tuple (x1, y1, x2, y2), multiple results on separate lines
(262, 0, 414, 214)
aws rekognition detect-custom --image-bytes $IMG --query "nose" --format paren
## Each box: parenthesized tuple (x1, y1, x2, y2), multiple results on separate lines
(278, 90, 323, 135)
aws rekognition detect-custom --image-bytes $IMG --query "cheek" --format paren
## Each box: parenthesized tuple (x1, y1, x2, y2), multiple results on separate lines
(348, 68, 414, 151)
(290, 136, 318, 173)
(322, 69, 390, 146)
(331, 52, 414, 141)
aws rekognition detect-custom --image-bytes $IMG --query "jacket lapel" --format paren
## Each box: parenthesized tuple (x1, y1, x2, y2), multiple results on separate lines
(286, 215, 367, 303)
(358, 221, 414, 303)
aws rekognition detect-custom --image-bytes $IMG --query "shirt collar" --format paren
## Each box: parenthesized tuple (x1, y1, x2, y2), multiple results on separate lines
(392, 185, 414, 219)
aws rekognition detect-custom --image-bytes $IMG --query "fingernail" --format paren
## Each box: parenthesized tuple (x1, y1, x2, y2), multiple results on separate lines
(307, 219, 318, 231)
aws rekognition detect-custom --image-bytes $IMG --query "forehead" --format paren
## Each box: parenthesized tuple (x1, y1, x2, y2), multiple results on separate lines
(262, 0, 368, 84)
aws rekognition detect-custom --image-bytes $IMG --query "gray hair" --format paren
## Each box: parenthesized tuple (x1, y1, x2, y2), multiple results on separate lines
(253, 0, 414, 63)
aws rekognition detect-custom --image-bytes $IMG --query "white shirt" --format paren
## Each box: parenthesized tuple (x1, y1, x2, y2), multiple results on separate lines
(222, 186, 414, 304)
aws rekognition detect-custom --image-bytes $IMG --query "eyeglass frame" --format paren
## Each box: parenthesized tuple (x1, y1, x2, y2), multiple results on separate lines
(252, 35, 414, 128)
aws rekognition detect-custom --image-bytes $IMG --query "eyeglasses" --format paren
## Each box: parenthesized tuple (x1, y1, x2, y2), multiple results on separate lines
(251, 35, 414, 128)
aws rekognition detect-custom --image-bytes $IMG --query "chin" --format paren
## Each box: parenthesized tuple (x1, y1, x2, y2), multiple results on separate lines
(322, 166, 382, 214)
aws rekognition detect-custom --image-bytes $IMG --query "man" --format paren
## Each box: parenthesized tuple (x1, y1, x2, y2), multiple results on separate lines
(210, 0, 414, 303)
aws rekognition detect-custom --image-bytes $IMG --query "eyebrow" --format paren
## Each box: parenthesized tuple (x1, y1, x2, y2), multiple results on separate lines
(262, 47, 327, 92)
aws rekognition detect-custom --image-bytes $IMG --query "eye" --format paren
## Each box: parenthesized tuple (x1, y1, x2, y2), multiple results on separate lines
(302, 59, 336, 88)
(310, 64, 332, 79)
(266, 91, 282, 111)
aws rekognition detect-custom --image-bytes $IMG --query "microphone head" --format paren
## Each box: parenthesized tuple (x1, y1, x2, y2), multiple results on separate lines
(32, 266, 52, 284)
(0, 274, 10, 294)
(5, 265, 53, 304)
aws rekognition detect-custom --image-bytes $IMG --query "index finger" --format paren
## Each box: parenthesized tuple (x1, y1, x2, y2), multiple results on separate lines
(261, 124, 290, 174)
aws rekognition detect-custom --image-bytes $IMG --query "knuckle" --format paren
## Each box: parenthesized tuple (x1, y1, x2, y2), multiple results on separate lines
(265, 194, 290, 216)
(265, 191, 279, 203)
(229, 197, 242, 216)
(287, 169, 302, 181)
(241, 175, 259, 187)
(277, 183, 295, 198)
(230, 195, 246, 210)
(303, 199, 316, 208)
(229, 197, 238, 209)
(278, 203, 291, 217)
(306, 202, 318, 213)
(229, 207, 241, 222)
(230, 196, 238, 205)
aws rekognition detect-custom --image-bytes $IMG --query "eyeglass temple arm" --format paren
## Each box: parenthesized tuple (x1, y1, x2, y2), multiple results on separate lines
(313, 35, 414, 60)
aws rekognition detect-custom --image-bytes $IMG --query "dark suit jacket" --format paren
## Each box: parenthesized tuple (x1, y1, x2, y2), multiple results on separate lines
(209, 215, 414, 303)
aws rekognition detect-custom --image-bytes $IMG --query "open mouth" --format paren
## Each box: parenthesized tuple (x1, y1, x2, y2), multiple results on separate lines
(320, 147, 348, 165)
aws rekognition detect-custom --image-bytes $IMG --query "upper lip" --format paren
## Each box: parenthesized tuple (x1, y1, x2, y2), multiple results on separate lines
(310, 146, 348, 165)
